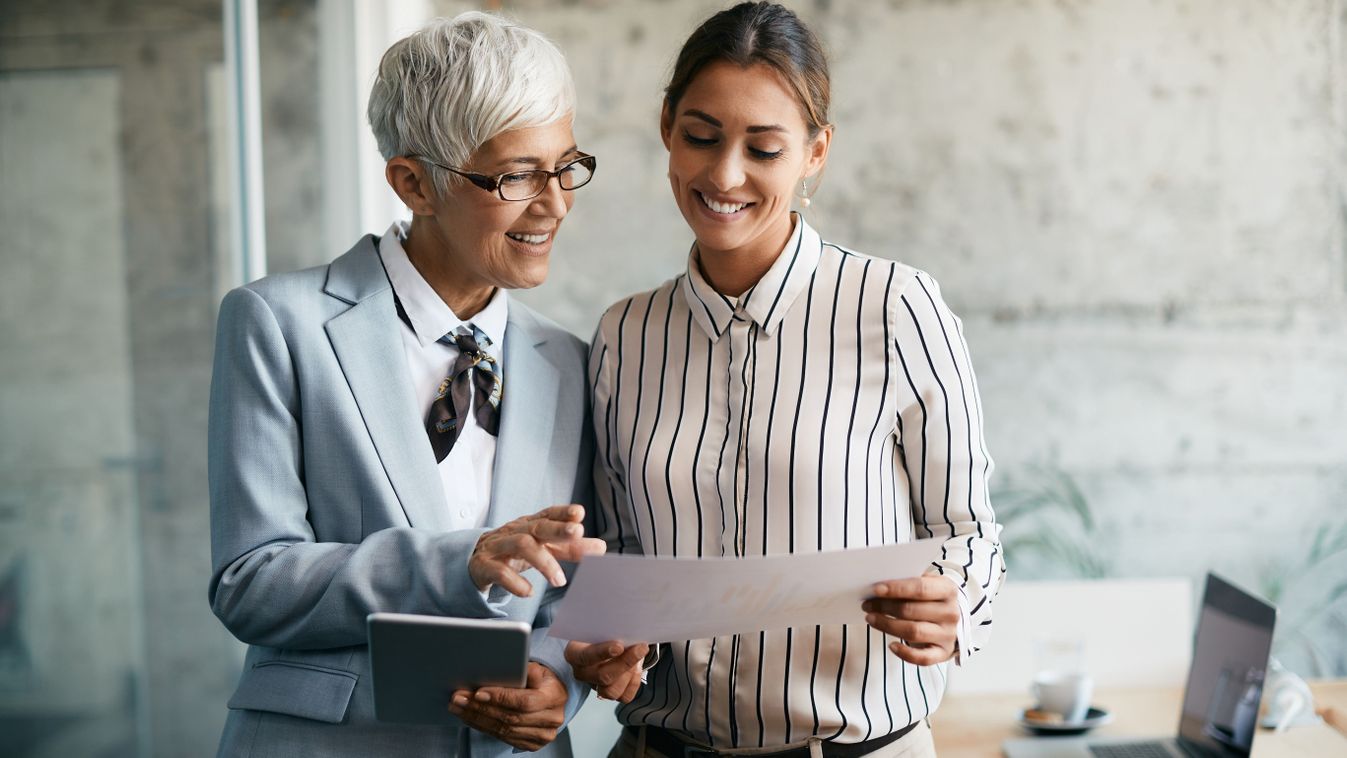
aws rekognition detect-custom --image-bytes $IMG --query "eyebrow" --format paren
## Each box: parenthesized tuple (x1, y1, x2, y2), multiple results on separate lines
(681, 109, 786, 134)
(495, 145, 581, 169)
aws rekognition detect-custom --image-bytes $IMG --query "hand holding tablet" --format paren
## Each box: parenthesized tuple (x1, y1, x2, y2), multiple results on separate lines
(367, 613, 530, 725)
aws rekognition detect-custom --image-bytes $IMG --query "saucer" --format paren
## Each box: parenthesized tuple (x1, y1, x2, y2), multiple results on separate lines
(1017, 706, 1113, 736)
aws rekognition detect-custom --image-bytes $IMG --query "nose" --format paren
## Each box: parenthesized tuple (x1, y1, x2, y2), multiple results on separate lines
(528, 175, 570, 218)
(707, 148, 745, 193)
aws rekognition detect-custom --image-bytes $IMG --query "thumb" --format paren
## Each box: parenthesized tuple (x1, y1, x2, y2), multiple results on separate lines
(528, 661, 559, 688)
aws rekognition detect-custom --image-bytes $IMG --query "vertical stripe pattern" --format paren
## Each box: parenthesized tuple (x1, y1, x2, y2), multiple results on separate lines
(588, 217, 1004, 747)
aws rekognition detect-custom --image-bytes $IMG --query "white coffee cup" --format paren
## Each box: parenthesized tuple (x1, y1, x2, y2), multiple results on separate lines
(1031, 670, 1093, 724)
(1261, 660, 1317, 731)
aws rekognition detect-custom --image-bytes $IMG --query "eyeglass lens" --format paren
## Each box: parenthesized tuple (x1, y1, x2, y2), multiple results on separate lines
(498, 157, 595, 201)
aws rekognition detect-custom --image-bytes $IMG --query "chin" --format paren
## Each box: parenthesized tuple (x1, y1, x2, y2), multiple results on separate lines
(510, 265, 551, 291)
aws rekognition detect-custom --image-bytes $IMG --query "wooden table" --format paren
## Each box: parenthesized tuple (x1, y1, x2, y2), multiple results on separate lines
(931, 680, 1347, 757)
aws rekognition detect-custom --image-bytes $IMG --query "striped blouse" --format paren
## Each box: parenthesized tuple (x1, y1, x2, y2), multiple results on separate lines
(588, 215, 1004, 748)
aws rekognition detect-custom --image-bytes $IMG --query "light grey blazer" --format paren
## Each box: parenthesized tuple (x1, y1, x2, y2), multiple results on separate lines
(207, 235, 593, 758)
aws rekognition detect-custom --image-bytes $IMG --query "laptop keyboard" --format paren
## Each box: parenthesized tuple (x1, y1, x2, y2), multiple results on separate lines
(1088, 743, 1173, 758)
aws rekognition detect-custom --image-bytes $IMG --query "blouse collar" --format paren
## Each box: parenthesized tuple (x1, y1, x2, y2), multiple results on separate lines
(681, 213, 822, 340)
(378, 220, 508, 350)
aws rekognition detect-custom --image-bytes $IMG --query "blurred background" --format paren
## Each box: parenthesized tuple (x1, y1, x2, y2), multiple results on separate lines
(2, 0, 1345, 756)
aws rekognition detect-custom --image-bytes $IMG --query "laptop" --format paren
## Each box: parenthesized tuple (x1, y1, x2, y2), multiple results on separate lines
(1003, 573, 1277, 758)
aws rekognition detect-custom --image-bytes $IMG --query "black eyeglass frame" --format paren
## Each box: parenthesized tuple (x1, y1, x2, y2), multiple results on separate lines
(408, 153, 597, 201)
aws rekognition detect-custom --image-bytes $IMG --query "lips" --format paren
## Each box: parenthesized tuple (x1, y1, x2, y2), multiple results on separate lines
(697, 191, 754, 215)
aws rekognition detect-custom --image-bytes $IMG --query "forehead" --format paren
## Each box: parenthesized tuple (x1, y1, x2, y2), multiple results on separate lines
(677, 61, 808, 132)
(472, 117, 576, 165)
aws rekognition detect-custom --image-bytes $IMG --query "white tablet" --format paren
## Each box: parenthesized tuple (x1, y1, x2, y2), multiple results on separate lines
(367, 612, 530, 725)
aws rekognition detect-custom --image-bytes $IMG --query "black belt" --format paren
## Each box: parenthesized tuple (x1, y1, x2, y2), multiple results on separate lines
(630, 721, 919, 758)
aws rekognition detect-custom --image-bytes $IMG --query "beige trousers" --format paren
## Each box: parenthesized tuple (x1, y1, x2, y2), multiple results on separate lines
(606, 720, 937, 758)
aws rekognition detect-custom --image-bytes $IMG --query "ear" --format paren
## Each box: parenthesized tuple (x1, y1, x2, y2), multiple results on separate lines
(659, 100, 674, 152)
(385, 157, 438, 216)
(803, 124, 833, 181)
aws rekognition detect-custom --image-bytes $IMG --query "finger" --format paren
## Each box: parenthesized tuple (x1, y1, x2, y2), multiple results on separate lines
(450, 697, 506, 734)
(567, 640, 626, 667)
(505, 534, 567, 587)
(546, 536, 607, 562)
(887, 638, 954, 666)
(459, 698, 561, 729)
(499, 727, 556, 753)
(598, 673, 634, 700)
(472, 683, 536, 713)
(619, 643, 651, 666)
(865, 615, 953, 647)
(455, 690, 554, 730)
(528, 517, 587, 543)
(862, 598, 960, 624)
(451, 703, 554, 752)
(479, 559, 534, 597)
(532, 504, 585, 524)
(592, 655, 647, 687)
(619, 673, 642, 703)
(872, 576, 955, 601)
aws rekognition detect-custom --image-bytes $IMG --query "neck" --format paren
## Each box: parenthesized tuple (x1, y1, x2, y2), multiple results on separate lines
(695, 212, 796, 298)
(402, 215, 494, 319)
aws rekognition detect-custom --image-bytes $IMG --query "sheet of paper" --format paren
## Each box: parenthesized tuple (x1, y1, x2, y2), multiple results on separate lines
(549, 538, 948, 644)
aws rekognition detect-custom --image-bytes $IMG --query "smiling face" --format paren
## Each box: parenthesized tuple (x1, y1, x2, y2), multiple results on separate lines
(662, 62, 830, 279)
(397, 118, 580, 315)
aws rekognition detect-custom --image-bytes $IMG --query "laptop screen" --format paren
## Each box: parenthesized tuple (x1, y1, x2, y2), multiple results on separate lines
(1174, 573, 1278, 756)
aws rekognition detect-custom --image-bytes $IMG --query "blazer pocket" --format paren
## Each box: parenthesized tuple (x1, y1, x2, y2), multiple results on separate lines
(227, 660, 359, 724)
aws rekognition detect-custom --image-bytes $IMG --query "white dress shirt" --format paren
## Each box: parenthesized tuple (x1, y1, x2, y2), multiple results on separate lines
(379, 221, 507, 531)
(589, 216, 1005, 748)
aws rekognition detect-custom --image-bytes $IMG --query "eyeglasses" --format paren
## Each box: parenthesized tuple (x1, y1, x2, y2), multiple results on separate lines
(409, 153, 597, 202)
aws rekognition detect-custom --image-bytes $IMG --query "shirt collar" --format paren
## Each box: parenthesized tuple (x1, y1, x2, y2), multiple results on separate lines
(681, 213, 821, 340)
(378, 221, 509, 350)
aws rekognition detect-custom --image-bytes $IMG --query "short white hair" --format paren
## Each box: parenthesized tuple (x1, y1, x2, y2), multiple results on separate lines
(367, 11, 576, 196)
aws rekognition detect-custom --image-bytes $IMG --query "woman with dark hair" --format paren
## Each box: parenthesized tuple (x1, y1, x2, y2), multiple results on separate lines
(566, 3, 1004, 756)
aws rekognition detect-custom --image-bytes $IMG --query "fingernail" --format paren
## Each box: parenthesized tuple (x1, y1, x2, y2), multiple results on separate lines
(890, 642, 902, 653)
(566, 523, 581, 536)
(475, 691, 491, 703)
(553, 572, 567, 586)
(865, 613, 878, 625)
(608, 644, 622, 656)
(873, 583, 889, 596)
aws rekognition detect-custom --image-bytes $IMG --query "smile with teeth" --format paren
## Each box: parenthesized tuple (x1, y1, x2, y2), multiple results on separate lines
(698, 192, 752, 215)
(506, 231, 550, 245)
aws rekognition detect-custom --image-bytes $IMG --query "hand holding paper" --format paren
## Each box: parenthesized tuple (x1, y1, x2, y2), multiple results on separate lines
(564, 640, 648, 702)
(863, 575, 962, 665)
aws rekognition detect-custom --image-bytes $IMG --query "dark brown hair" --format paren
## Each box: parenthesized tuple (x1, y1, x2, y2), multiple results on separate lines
(664, 2, 831, 138)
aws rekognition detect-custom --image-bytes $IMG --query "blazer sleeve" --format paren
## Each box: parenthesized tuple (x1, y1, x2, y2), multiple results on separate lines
(207, 286, 503, 650)
(890, 271, 1006, 661)
(526, 343, 597, 725)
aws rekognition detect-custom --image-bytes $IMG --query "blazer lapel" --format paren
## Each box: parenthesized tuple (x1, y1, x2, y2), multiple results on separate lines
(323, 237, 450, 532)
(488, 305, 563, 526)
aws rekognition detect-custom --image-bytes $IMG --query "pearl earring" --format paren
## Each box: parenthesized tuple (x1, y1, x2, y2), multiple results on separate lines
(800, 177, 811, 207)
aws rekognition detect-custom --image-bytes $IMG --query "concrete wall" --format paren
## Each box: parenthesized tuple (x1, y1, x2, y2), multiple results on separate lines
(493, 0, 1347, 678)
(1, 1, 1344, 756)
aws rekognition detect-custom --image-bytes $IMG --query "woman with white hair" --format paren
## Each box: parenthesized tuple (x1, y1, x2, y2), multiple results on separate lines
(208, 12, 601, 757)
